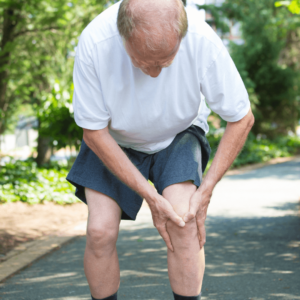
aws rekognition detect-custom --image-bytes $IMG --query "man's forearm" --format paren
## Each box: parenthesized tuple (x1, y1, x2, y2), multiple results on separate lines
(83, 127, 157, 203)
(200, 109, 255, 194)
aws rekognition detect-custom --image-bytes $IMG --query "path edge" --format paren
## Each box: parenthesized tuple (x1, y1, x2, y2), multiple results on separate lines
(0, 222, 87, 283)
(1, 155, 299, 283)
(225, 155, 300, 176)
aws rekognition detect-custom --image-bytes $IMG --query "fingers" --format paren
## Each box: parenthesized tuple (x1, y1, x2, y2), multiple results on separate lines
(168, 210, 185, 228)
(197, 218, 206, 249)
(183, 200, 198, 222)
(183, 211, 195, 223)
(157, 224, 174, 252)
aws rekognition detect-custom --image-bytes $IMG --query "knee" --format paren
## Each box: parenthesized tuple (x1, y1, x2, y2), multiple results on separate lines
(167, 214, 198, 248)
(86, 223, 118, 256)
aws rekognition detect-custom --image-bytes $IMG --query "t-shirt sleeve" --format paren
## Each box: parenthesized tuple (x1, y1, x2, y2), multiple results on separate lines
(200, 46, 250, 122)
(72, 56, 111, 130)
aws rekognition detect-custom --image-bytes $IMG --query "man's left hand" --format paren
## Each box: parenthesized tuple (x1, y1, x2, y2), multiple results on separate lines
(182, 109, 255, 249)
(182, 187, 212, 249)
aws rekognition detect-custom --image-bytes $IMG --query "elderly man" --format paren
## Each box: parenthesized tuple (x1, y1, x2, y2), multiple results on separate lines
(67, 0, 254, 299)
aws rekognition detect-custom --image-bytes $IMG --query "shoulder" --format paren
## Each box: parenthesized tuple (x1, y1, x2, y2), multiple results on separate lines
(76, 1, 121, 64)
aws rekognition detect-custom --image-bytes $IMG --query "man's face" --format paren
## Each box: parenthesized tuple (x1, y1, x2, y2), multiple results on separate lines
(124, 35, 181, 78)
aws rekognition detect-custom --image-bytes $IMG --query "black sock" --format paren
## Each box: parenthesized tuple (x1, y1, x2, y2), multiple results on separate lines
(173, 292, 201, 300)
(91, 292, 117, 300)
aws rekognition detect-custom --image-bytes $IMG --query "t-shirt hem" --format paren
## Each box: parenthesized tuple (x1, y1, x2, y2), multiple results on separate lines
(219, 101, 251, 123)
(74, 119, 108, 130)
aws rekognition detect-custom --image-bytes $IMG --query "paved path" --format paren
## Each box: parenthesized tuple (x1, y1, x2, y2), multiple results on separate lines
(0, 158, 299, 300)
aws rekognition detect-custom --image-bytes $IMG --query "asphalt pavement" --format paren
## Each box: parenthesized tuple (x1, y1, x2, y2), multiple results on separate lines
(0, 158, 299, 300)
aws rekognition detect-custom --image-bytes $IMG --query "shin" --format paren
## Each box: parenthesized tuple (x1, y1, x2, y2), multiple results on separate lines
(163, 182, 205, 297)
(84, 188, 121, 299)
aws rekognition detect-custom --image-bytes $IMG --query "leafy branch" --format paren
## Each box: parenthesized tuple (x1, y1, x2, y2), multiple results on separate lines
(275, 0, 300, 14)
(14, 26, 61, 38)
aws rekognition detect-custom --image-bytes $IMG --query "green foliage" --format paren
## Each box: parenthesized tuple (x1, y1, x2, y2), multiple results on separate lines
(199, 0, 300, 137)
(37, 81, 82, 150)
(0, 159, 78, 204)
(275, 0, 300, 14)
(206, 131, 300, 170)
(232, 133, 300, 167)
(0, 0, 108, 138)
(1, 130, 300, 204)
(4, 104, 35, 134)
(0, 0, 75, 132)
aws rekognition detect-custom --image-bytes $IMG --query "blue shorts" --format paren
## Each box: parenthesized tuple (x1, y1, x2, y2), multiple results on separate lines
(66, 125, 211, 220)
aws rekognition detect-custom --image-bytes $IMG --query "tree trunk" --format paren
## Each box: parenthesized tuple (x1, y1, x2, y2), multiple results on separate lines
(0, 8, 18, 135)
(36, 134, 51, 166)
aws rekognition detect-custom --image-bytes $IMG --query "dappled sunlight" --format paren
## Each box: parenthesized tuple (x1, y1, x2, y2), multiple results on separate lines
(140, 248, 165, 253)
(0, 162, 299, 299)
(0, 213, 299, 299)
(287, 240, 300, 248)
(272, 270, 294, 274)
(20, 272, 78, 283)
(146, 267, 168, 273)
(120, 270, 161, 278)
(0, 237, 90, 299)
(270, 293, 300, 299)
(208, 272, 238, 277)
(44, 296, 91, 300)
(277, 252, 299, 261)
(201, 214, 300, 299)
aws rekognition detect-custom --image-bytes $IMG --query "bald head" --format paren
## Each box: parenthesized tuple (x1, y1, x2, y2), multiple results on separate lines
(117, 0, 188, 53)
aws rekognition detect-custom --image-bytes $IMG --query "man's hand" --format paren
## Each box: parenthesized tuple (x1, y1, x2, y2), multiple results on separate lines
(83, 128, 185, 251)
(183, 109, 255, 248)
(183, 187, 212, 249)
(147, 194, 186, 252)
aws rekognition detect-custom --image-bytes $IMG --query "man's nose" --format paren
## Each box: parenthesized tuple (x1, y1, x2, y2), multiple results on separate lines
(148, 66, 162, 78)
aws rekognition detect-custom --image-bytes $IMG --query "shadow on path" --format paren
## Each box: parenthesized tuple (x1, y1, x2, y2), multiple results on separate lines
(0, 160, 299, 299)
(0, 212, 299, 300)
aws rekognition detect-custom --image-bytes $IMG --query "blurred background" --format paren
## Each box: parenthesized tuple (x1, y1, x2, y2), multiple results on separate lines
(0, 2, 300, 298)
(0, 0, 300, 252)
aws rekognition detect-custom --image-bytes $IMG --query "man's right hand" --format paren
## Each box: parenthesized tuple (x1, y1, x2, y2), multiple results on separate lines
(147, 194, 185, 252)
(83, 128, 185, 251)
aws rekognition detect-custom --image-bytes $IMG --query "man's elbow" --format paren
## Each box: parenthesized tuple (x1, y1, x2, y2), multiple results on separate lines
(238, 109, 255, 130)
(83, 127, 108, 148)
(228, 109, 255, 130)
(82, 128, 98, 149)
(246, 110, 255, 129)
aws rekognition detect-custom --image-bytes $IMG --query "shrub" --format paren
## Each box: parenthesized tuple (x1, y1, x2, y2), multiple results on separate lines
(0, 158, 78, 204)
(206, 131, 300, 171)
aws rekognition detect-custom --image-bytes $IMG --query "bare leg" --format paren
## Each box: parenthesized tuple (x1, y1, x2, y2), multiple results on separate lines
(84, 188, 121, 299)
(163, 181, 205, 296)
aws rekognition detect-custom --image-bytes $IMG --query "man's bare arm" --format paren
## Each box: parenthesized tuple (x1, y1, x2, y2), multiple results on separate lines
(84, 128, 154, 200)
(203, 108, 255, 190)
(83, 127, 185, 251)
(184, 109, 255, 248)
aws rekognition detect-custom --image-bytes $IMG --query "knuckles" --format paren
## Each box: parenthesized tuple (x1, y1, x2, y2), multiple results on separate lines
(187, 213, 196, 220)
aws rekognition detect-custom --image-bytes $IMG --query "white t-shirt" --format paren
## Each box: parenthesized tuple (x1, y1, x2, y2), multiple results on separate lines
(73, 1, 250, 154)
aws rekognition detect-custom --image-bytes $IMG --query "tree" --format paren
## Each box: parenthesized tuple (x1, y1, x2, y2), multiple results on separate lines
(275, 0, 300, 14)
(198, 0, 300, 137)
(0, 0, 71, 134)
(0, 0, 108, 164)
(36, 81, 83, 166)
